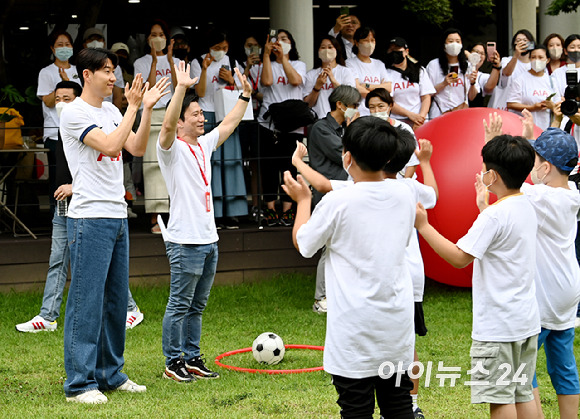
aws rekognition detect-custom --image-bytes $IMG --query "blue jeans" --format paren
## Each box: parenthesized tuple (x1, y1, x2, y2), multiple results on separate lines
(64, 218, 129, 396)
(162, 241, 218, 364)
(39, 214, 138, 321)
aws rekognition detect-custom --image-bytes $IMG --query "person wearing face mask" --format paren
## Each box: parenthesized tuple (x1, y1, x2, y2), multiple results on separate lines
(385, 37, 435, 130)
(426, 28, 471, 118)
(111, 42, 133, 86)
(304, 36, 356, 120)
(82, 28, 125, 112)
(551, 34, 580, 99)
(329, 12, 362, 60)
(365, 88, 420, 179)
(487, 29, 534, 111)
(507, 45, 559, 130)
(37, 30, 82, 212)
(252, 29, 307, 226)
(170, 28, 191, 63)
(465, 43, 502, 108)
(134, 20, 179, 234)
(543, 33, 567, 75)
(346, 27, 391, 116)
(191, 30, 247, 229)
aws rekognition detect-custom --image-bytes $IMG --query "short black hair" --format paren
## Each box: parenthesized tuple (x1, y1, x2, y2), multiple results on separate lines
(384, 126, 416, 174)
(365, 88, 393, 108)
(342, 116, 399, 172)
(55, 80, 82, 98)
(352, 27, 376, 56)
(76, 48, 118, 87)
(481, 135, 535, 189)
(48, 29, 73, 48)
(512, 29, 535, 49)
(178, 90, 201, 121)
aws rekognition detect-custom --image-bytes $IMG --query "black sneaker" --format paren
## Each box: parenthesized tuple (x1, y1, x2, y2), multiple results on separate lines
(223, 217, 240, 230)
(185, 355, 220, 379)
(280, 208, 295, 227)
(264, 208, 279, 227)
(163, 358, 196, 382)
(413, 406, 425, 419)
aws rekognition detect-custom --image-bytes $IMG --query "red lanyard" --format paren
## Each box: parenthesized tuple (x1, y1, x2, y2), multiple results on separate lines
(179, 137, 208, 187)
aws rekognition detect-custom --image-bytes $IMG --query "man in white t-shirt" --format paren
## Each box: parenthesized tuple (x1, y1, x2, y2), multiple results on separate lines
(157, 61, 252, 382)
(284, 117, 416, 418)
(416, 134, 540, 417)
(60, 48, 170, 404)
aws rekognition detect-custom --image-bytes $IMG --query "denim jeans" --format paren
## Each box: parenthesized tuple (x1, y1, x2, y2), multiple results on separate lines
(64, 218, 129, 396)
(162, 241, 218, 364)
(39, 214, 138, 321)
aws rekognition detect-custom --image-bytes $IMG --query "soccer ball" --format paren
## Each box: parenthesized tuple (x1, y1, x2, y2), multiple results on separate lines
(252, 332, 285, 365)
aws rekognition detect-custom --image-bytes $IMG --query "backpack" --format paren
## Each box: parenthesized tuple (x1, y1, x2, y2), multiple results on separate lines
(263, 99, 317, 133)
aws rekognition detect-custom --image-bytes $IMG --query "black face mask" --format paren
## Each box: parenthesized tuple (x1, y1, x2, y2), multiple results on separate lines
(173, 48, 188, 60)
(568, 51, 580, 63)
(118, 57, 128, 68)
(388, 50, 405, 65)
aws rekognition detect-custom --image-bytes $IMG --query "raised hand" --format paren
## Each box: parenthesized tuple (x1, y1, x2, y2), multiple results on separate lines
(201, 53, 214, 70)
(281, 171, 311, 203)
(292, 140, 308, 164)
(167, 38, 174, 61)
(474, 172, 489, 211)
(174, 60, 197, 88)
(520, 108, 535, 139)
(234, 67, 252, 97)
(483, 112, 503, 143)
(125, 73, 146, 109)
(415, 139, 433, 163)
(143, 76, 171, 109)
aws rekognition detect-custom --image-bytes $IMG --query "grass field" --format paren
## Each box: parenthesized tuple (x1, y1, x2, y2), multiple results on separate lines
(0, 274, 577, 418)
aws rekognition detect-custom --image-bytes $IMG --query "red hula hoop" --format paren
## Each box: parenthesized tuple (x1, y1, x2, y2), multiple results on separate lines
(214, 344, 325, 374)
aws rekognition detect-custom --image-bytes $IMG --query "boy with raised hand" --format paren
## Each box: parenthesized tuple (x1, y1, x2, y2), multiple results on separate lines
(283, 116, 416, 418)
(157, 61, 252, 382)
(415, 134, 541, 419)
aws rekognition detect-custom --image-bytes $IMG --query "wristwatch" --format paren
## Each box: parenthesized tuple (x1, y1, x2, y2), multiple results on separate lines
(365, 83, 370, 89)
(238, 93, 250, 102)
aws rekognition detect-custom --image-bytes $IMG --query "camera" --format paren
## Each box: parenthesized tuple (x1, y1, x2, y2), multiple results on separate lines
(561, 67, 580, 116)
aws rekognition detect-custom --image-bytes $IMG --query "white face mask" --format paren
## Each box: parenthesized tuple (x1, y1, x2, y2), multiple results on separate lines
(444, 42, 462, 57)
(245, 47, 261, 57)
(530, 164, 547, 184)
(210, 49, 226, 61)
(55, 101, 68, 118)
(531, 59, 547, 72)
(341, 153, 352, 175)
(343, 106, 357, 119)
(280, 41, 292, 56)
(358, 42, 375, 57)
(319, 48, 337, 62)
(372, 111, 390, 121)
(549, 46, 563, 60)
(149, 36, 166, 51)
(86, 40, 105, 49)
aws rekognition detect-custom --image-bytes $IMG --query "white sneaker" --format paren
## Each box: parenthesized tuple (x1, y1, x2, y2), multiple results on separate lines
(312, 298, 327, 314)
(15, 315, 57, 333)
(575, 317, 580, 328)
(66, 389, 108, 404)
(116, 379, 146, 393)
(126, 309, 144, 329)
(127, 207, 138, 218)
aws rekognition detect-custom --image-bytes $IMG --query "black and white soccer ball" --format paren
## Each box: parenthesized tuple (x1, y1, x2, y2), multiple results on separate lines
(252, 332, 285, 365)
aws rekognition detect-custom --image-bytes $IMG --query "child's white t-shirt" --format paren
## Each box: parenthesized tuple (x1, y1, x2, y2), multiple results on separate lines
(425, 58, 468, 118)
(391, 119, 420, 179)
(297, 181, 416, 378)
(37, 63, 82, 141)
(456, 194, 540, 342)
(386, 67, 436, 119)
(133, 54, 179, 109)
(303, 65, 356, 119)
(190, 55, 243, 112)
(346, 57, 389, 116)
(506, 70, 560, 131)
(60, 98, 126, 218)
(157, 129, 220, 245)
(521, 182, 580, 330)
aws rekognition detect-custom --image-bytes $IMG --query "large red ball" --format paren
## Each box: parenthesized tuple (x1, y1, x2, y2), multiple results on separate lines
(414, 108, 542, 287)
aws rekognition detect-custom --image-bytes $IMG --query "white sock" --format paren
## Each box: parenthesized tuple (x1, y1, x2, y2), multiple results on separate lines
(411, 393, 418, 409)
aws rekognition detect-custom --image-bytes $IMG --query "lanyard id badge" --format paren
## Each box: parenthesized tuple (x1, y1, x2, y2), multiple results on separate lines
(179, 137, 211, 212)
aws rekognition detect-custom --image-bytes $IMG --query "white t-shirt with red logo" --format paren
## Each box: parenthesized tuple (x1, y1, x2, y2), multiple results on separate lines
(346, 57, 389, 116)
(426, 58, 468, 118)
(190, 54, 243, 112)
(386, 67, 435, 120)
(134, 54, 179, 109)
(252, 60, 307, 132)
(60, 97, 127, 218)
(304, 65, 356, 119)
(506, 70, 560, 131)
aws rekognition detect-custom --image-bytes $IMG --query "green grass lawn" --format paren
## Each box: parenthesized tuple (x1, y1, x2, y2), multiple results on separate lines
(0, 274, 577, 418)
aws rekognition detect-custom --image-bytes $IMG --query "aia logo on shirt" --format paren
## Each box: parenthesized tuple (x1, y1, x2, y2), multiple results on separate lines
(96, 152, 122, 162)
(363, 76, 380, 84)
(392, 81, 415, 91)
(533, 90, 550, 97)
(156, 68, 172, 77)
(450, 78, 464, 87)
(322, 82, 334, 90)
(277, 76, 289, 85)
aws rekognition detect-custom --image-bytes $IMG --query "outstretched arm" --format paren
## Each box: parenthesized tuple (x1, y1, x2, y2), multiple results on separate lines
(415, 202, 474, 268)
(483, 112, 503, 143)
(291, 141, 333, 194)
(282, 171, 312, 251)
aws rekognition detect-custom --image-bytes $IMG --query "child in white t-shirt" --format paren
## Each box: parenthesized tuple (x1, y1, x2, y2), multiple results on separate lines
(415, 133, 541, 418)
(283, 116, 416, 418)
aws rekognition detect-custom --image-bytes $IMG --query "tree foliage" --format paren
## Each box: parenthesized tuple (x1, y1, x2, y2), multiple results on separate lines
(402, 0, 494, 26)
(546, 0, 580, 15)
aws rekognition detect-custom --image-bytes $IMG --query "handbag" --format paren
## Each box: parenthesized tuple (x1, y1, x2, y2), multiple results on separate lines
(214, 88, 254, 122)
(263, 99, 317, 132)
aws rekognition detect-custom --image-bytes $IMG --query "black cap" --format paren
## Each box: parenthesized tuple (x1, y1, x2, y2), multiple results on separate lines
(389, 37, 408, 49)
